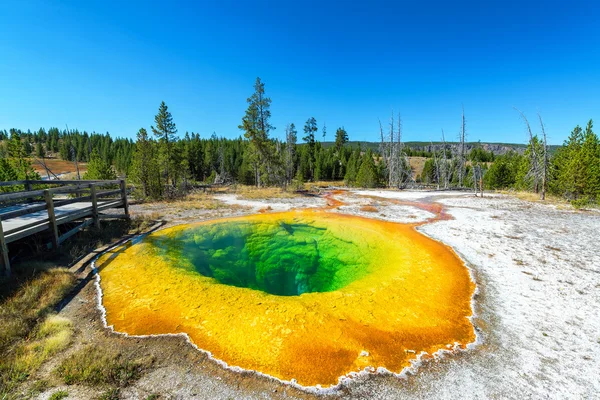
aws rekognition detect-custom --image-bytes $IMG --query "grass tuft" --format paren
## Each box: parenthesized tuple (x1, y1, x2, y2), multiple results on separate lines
(49, 389, 69, 400)
(56, 346, 153, 388)
(97, 387, 120, 400)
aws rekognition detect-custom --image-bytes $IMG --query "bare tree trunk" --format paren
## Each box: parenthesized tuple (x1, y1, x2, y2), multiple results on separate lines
(396, 112, 410, 187)
(459, 106, 466, 188)
(515, 108, 541, 194)
(480, 171, 484, 197)
(441, 129, 449, 189)
(379, 119, 389, 186)
(538, 112, 548, 200)
(72, 147, 80, 180)
(35, 156, 53, 180)
(473, 163, 478, 196)
(388, 112, 394, 187)
(431, 141, 440, 189)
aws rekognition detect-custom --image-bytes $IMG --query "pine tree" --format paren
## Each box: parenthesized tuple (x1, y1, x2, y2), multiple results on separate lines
(130, 128, 162, 198)
(151, 101, 178, 187)
(7, 131, 39, 182)
(344, 147, 360, 186)
(356, 149, 379, 188)
(335, 127, 349, 151)
(285, 123, 297, 184)
(239, 77, 275, 186)
(484, 151, 521, 189)
(552, 125, 584, 199)
(581, 120, 600, 201)
(303, 117, 318, 180)
(36, 141, 44, 157)
(83, 149, 117, 180)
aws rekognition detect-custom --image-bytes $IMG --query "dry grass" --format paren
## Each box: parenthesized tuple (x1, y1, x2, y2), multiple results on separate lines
(145, 190, 232, 212)
(50, 219, 150, 267)
(0, 269, 76, 397)
(8, 315, 74, 384)
(173, 193, 228, 211)
(129, 213, 162, 232)
(497, 190, 571, 207)
(55, 346, 154, 388)
(0, 269, 75, 352)
(308, 180, 345, 188)
(231, 185, 299, 200)
(408, 156, 427, 179)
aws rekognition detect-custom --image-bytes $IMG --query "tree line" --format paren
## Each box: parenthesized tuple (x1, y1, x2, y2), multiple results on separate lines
(1, 77, 598, 205)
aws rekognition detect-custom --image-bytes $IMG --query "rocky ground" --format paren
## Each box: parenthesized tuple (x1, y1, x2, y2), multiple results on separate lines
(34, 190, 599, 399)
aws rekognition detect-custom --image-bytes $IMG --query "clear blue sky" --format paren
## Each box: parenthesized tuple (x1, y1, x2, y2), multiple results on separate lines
(1, 0, 599, 145)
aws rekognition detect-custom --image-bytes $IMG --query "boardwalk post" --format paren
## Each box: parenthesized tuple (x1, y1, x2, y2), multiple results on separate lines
(120, 179, 129, 218)
(24, 180, 33, 203)
(0, 216, 10, 277)
(44, 189, 60, 249)
(90, 183, 100, 229)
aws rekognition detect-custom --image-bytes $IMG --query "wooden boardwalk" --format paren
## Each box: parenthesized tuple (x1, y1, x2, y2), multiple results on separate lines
(0, 179, 129, 276)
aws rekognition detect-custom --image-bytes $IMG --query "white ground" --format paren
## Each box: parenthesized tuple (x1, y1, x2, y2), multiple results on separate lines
(352, 189, 477, 201)
(330, 192, 435, 224)
(39, 190, 599, 399)
(341, 191, 600, 399)
(215, 194, 327, 212)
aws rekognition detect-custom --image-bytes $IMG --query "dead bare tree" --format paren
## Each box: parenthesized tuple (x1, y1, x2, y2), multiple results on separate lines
(458, 106, 466, 188)
(385, 111, 412, 188)
(379, 118, 388, 181)
(214, 139, 229, 185)
(441, 129, 450, 189)
(399, 113, 414, 187)
(471, 163, 484, 197)
(388, 112, 395, 187)
(472, 163, 478, 195)
(538, 112, 549, 200)
(34, 157, 59, 180)
(378, 110, 413, 189)
(431, 140, 440, 189)
(515, 108, 542, 194)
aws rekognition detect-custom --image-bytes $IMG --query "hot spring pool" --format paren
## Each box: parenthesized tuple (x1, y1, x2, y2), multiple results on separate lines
(146, 218, 375, 296)
(96, 210, 475, 387)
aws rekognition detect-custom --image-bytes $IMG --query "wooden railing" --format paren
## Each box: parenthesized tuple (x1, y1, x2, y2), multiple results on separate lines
(0, 179, 129, 276)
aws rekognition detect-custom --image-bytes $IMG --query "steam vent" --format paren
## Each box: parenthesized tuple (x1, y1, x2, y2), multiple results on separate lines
(96, 210, 475, 387)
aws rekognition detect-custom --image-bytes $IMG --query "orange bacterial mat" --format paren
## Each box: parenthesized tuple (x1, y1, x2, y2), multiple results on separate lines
(96, 208, 475, 387)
